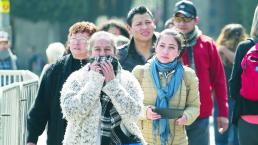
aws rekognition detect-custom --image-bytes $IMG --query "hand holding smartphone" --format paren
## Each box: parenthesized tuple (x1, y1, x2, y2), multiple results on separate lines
(152, 107, 184, 119)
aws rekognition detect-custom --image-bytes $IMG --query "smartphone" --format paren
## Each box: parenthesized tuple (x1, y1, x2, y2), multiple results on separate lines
(152, 107, 184, 119)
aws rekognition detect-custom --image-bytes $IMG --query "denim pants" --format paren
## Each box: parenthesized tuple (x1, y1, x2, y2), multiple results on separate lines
(213, 98, 239, 145)
(186, 118, 210, 145)
(238, 118, 258, 145)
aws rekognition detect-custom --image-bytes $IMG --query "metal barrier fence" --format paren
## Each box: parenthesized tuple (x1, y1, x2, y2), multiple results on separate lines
(1, 71, 23, 87)
(19, 80, 39, 145)
(0, 83, 20, 145)
(0, 70, 39, 145)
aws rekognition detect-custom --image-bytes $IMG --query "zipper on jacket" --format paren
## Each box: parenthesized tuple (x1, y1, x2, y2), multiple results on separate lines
(162, 72, 169, 86)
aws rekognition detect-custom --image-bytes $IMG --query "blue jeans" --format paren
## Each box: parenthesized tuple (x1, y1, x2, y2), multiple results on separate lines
(213, 98, 239, 145)
(186, 118, 210, 145)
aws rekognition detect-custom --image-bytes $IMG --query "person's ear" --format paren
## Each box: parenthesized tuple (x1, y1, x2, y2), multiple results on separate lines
(177, 51, 180, 57)
(127, 24, 132, 34)
(7, 42, 11, 48)
(153, 20, 156, 30)
(195, 16, 200, 25)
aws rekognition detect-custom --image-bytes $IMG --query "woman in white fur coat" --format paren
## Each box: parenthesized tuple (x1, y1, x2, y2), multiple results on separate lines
(60, 31, 146, 145)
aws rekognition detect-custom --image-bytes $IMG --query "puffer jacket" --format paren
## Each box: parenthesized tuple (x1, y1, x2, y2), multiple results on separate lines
(60, 66, 146, 145)
(132, 63, 200, 145)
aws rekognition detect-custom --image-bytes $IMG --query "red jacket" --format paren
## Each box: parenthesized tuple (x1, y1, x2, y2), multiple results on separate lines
(182, 35, 228, 118)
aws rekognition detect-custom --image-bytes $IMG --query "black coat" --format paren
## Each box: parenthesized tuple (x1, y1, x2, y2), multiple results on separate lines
(229, 38, 258, 126)
(27, 54, 86, 145)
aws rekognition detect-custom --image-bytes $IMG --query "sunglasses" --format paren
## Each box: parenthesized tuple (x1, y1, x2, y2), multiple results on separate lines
(174, 17, 194, 23)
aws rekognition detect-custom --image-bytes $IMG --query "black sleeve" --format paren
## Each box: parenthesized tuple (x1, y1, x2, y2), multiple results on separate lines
(229, 40, 254, 100)
(26, 65, 54, 143)
(117, 46, 128, 65)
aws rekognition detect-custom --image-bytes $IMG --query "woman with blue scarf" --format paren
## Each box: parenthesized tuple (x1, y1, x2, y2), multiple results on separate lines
(132, 29, 200, 145)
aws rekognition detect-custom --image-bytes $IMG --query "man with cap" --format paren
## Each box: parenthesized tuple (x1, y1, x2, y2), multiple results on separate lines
(0, 30, 17, 70)
(172, 1, 229, 145)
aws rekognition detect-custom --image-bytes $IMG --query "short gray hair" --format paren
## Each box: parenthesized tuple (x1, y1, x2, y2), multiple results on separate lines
(88, 31, 116, 54)
(46, 42, 65, 63)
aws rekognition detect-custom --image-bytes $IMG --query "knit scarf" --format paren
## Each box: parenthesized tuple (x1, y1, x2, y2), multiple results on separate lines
(150, 57, 184, 145)
(184, 26, 202, 47)
(183, 26, 202, 70)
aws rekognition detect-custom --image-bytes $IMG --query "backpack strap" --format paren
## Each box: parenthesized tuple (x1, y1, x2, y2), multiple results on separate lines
(247, 38, 255, 45)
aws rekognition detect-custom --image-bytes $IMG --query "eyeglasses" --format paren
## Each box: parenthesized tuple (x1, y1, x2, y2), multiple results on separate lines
(174, 16, 194, 23)
(70, 38, 88, 44)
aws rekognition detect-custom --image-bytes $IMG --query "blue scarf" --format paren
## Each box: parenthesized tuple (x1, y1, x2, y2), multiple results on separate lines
(150, 57, 184, 145)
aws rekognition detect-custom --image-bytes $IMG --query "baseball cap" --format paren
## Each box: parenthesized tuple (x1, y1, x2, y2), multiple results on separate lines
(174, 0, 197, 18)
(0, 31, 9, 42)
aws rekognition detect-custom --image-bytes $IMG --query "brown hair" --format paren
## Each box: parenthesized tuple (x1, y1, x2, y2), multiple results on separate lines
(155, 28, 184, 51)
(155, 29, 185, 59)
(216, 23, 247, 52)
(98, 19, 130, 38)
(66, 21, 97, 53)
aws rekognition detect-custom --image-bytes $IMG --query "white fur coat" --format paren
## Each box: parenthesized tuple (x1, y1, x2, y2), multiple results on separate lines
(60, 66, 146, 145)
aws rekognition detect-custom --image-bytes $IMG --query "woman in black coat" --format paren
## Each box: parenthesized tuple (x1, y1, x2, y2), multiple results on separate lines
(26, 21, 97, 145)
(229, 5, 258, 145)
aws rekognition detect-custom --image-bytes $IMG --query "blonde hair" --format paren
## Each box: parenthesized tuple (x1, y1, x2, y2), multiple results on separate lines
(250, 5, 258, 37)
(87, 31, 116, 54)
(216, 24, 247, 51)
(46, 42, 65, 63)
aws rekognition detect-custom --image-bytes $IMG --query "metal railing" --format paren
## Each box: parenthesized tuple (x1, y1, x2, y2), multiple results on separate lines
(0, 70, 39, 145)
